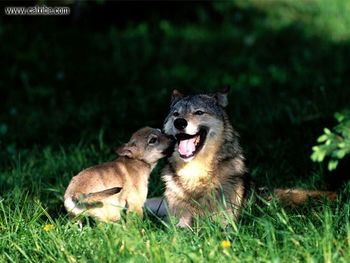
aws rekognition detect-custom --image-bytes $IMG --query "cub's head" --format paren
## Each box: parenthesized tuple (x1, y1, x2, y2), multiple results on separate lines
(116, 127, 174, 164)
(163, 87, 230, 162)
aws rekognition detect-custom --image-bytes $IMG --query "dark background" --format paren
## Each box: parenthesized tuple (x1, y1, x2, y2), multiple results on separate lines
(1, 0, 349, 194)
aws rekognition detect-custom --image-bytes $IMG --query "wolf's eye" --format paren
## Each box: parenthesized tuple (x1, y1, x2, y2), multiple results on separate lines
(194, 110, 204, 115)
(173, 112, 180, 117)
(148, 137, 158, 145)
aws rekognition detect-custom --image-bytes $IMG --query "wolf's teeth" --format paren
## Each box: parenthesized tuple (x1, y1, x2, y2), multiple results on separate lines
(194, 136, 200, 146)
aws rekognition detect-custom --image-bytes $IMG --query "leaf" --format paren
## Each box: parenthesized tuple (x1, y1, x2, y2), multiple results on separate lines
(311, 149, 326, 162)
(312, 146, 319, 151)
(333, 149, 348, 159)
(317, 134, 328, 143)
(324, 128, 331, 135)
(311, 152, 319, 162)
(334, 112, 345, 122)
(338, 142, 346, 148)
(317, 150, 326, 162)
(328, 160, 338, 171)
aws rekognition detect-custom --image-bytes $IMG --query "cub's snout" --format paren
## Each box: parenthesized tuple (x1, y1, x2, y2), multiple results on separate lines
(125, 127, 174, 164)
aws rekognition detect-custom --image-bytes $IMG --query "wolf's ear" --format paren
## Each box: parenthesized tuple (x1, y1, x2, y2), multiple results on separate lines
(171, 89, 183, 106)
(116, 144, 137, 158)
(215, 85, 230, 107)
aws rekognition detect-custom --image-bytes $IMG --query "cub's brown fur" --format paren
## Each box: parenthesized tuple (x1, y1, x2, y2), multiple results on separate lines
(64, 127, 172, 222)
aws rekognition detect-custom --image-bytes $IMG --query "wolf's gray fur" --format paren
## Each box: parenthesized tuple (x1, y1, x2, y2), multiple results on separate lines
(161, 88, 249, 227)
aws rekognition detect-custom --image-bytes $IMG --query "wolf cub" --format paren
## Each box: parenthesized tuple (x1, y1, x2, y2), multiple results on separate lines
(64, 127, 173, 222)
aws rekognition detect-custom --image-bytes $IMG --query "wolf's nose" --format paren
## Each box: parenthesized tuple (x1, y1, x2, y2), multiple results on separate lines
(174, 118, 188, 130)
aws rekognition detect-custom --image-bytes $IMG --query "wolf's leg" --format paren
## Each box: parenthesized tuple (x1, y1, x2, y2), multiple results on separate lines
(221, 177, 246, 222)
(144, 197, 169, 219)
(177, 212, 193, 228)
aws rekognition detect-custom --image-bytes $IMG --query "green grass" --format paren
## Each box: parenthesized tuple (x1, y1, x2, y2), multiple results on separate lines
(1, 144, 350, 262)
(1, 0, 350, 262)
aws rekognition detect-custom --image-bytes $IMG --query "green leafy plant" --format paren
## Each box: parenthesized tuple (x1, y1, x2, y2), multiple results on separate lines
(311, 111, 350, 171)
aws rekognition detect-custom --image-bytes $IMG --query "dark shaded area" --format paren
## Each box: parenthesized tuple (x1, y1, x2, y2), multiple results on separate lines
(0, 1, 349, 198)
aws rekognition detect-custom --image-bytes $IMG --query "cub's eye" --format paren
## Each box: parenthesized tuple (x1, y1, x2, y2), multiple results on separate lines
(173, 112, 180, 117)
(194, 110, 204, 115)
(148, 137, 158, 144)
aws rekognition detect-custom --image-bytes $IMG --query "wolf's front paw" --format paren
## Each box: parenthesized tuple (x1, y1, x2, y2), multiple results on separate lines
(176, 222, 190, 228)
(176, 216, 192, 228)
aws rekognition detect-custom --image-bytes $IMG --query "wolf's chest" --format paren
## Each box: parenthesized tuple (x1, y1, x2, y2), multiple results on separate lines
(176, 161, 217, 192)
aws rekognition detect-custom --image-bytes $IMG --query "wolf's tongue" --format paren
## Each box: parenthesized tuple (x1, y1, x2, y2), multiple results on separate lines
(178, 137, 196, 156)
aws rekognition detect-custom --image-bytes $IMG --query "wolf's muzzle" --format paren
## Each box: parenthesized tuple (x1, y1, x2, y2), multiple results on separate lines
(174, 118, 188, 130)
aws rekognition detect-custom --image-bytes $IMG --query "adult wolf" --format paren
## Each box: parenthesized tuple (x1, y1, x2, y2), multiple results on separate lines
(146, 87, 337, 228)
(161, 87, 250, 227)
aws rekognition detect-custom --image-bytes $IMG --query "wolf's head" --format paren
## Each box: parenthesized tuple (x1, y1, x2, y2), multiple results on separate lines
(163, 87, 230, 162)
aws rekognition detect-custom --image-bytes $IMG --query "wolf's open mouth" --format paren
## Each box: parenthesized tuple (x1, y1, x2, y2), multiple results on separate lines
(175, 128, 207, 159)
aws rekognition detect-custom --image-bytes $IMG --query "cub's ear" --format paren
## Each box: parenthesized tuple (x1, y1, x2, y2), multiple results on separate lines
(215, 85, 230, 107)
(171, 89, 183, 106)
(115, 144, 136, 158)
